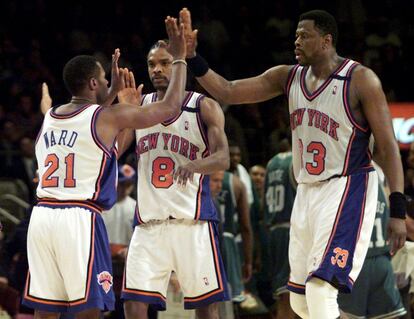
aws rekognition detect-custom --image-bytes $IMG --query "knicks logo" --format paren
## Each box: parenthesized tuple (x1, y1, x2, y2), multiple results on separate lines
(97, 271, 113, 294)
(330, 247, 349, 269)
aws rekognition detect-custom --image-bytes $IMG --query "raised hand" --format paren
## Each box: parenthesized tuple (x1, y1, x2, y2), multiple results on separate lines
(118, 68, 143, 105)
(40, 82, 52, 115)
(179, 7, 198, 58)
(109, 48, 124, 94)
(165, 16, 186, 60)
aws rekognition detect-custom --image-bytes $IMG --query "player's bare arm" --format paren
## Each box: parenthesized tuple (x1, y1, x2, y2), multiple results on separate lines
(173, 97, 230, 186)
(97, 16, 187, 151)
(352, 65, 406, 253)
(233, 174, 253, 282)
(179, 7, 290, 105)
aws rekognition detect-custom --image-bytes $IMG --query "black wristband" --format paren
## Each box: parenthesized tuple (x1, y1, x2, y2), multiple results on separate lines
(389, 192, 407, 219)
(187, 54, 209, 77)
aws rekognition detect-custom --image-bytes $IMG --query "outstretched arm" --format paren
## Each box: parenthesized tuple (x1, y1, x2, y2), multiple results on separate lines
(179, 7, 290, 105)
(353, 66, 406, 254)
(173, 97, 230, 186)
(96, 17, 188, 150)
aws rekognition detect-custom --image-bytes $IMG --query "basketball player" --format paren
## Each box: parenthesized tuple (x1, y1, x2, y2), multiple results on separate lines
(213, 170, 253, 302)
(22, 17, 188, 319)
(338, 164, 406, 319)
(179, 8, 406, 319)
(121, 39, 231, 319)
(264, 141, 296, 319)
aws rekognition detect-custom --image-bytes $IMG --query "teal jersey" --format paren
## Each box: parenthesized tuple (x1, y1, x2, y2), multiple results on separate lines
(217, 172, 238, 235)
(265, 152, 296, 225)
(367, 181, 390, 257)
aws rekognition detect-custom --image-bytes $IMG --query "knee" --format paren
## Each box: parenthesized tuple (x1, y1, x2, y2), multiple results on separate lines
(305, 278, 339, 318)
(289, 292, 309, 319)
(195, 303, 219, 319)
(124, 300, 148, 318)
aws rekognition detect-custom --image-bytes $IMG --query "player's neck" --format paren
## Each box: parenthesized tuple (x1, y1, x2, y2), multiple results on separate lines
(309, 53, 342, 79)
(156, 89, 166, 100)
(70, 96, 96, 105)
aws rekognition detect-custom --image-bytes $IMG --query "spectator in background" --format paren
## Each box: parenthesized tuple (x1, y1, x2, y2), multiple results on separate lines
(228, 141, 253, 206)
(102, 164, 136, 259)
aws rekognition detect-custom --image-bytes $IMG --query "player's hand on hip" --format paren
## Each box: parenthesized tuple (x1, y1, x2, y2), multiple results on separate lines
(179, 8, 198, 58)
(165, 16, 186, 60)
(118, 68, 143, 105)
(40, 82, 52, 115)
(388, 217, 407, 255)
(173, 162, 196, 187)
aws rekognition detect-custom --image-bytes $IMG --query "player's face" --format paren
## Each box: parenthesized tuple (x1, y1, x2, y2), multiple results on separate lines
(147, 47, 173, 91)
(249, 166, 266, 191)
(229, 146, 241, 170)
(294, 20, 325, 66)
(210, 171, 225, 198)
(95, 63, 109, 104)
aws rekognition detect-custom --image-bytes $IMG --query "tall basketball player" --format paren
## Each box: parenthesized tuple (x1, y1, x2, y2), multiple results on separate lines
(121, 39, 231, 319)
(179, 8, 406, 319)
(23, 17, 187, 319)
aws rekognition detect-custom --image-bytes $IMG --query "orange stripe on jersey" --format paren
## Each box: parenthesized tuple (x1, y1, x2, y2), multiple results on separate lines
(194, 175, 204, 221)
(122, 287, 167, 301)
(93, 155, 107, 201)
(356, 174, 369, 241)
(341, 128, 356, 175)
(320, 176, 351, 263)
(50, 104, 91, 119)
(37, 199, 102, 214)
(287, 281, 305, 289)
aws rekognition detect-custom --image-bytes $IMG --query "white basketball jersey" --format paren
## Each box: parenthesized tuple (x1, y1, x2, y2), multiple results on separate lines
(35, 104, 118, 210)
(135, 92, 217, 224)
(287, 59, 373, 184)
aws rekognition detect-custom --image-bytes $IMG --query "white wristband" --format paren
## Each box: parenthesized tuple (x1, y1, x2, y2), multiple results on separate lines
(172, 59, 187, 66)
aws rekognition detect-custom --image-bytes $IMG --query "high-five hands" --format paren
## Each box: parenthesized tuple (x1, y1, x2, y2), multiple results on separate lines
(165, 16, 187, 60)
(179, 8, 198, 58)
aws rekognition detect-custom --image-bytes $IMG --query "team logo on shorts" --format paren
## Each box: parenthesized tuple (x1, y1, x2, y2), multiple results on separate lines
(185, 121, 189, 130)
(203, 277, 209, 286)
(331, 247, 349, 269)
(97, 271, 113, 294)
(332, 85, 337, 95)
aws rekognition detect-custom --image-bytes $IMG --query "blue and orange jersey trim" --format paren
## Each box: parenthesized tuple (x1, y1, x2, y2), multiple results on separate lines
(300, 59, 349, 101)
(285, 64, 300, 96)
(50, 104, 91, 119)
(161, 91, 194, 126)
(37, 198, 103, 214)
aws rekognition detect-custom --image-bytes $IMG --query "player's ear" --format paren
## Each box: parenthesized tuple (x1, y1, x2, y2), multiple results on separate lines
(89, 77, 98, 90)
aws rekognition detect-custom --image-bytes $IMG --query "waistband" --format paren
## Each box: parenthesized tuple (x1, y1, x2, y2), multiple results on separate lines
(36, 198, 103, 214)
(269, 222, 291, 231)
(138, 217, 207, 228)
